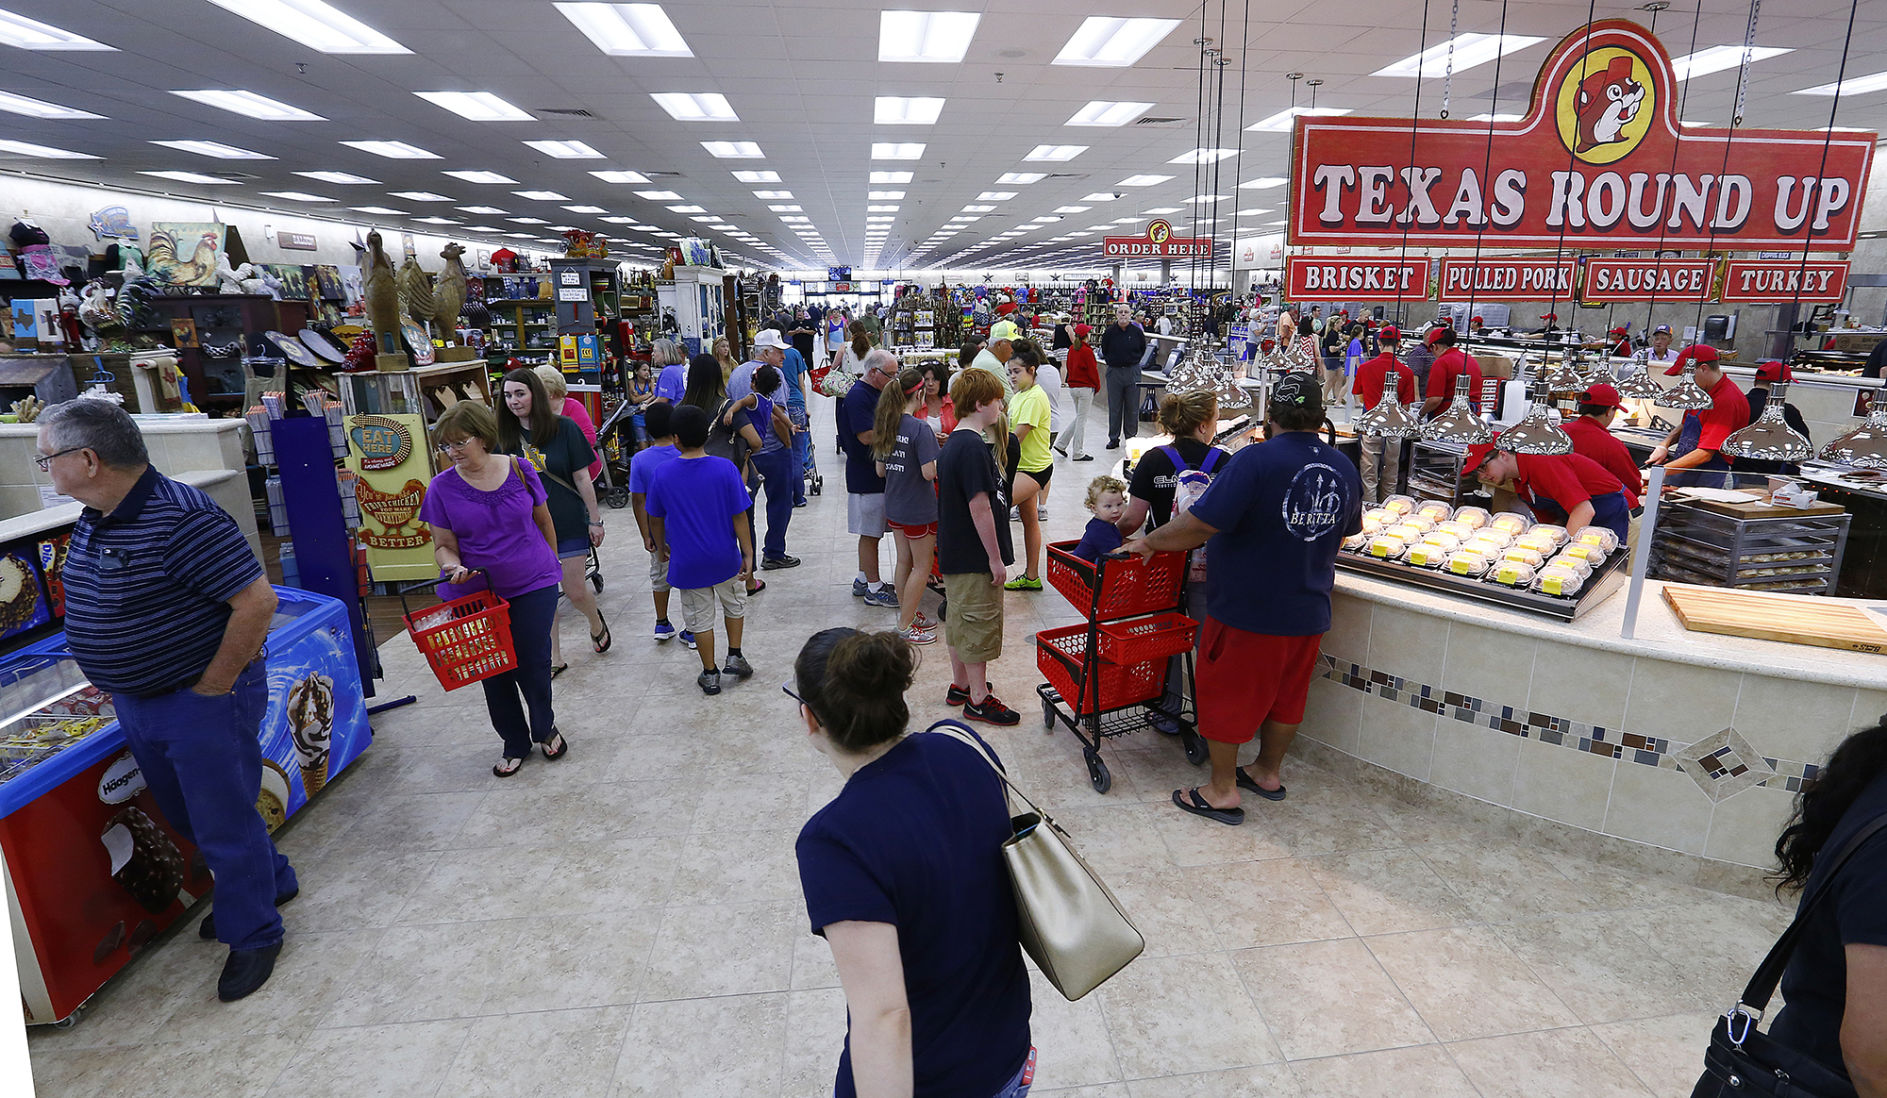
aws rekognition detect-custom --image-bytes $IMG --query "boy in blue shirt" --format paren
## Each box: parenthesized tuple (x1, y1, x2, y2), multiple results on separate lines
(630, 403, 684, 643)
(646, 405, 755, 695)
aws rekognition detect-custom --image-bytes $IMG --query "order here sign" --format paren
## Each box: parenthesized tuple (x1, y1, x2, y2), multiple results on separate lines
(1102, 219, 1213, 259)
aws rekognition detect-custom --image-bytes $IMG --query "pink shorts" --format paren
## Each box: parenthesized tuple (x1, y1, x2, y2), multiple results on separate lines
(1195, 620, 1324, 744)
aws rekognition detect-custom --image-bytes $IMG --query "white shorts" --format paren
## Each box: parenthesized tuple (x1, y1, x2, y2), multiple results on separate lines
(679, 579, 745, 634)
(648, 549, 671, 594)
(847, 492, 887, 538)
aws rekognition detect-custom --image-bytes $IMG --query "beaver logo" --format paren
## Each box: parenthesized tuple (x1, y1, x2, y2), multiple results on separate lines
(1555, 47, 1656, 165)
(1147, 220, 1172, 245)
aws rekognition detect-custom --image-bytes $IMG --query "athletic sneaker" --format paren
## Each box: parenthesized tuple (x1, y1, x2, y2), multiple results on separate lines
(852, 578, 870, 598)
(910, 611, 938, 632)
(1037, 504, 1048, 520)
(963, 695, 1022, 726)
(697, 669, 721, 696)
(863, 586, 899, 608)
(680, 630, 697, 650)
(761, 555, 801, 570)
(723, 653, 754, 680)
(653, 620, 676, 642)
(896, 624, 938, 645)
(1004, 575, 1043, 591)
(1074, 454, 1095, 462)
(945, 681, 994, 706)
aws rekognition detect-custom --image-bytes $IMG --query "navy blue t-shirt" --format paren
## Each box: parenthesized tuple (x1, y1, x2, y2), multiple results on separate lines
(796, 730, 1031, 1098)
(1187, 431, 1362, 636)
(841, 380, 887, 495)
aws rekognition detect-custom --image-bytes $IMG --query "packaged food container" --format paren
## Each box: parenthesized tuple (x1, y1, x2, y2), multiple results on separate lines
(1572, 528, 1620, 553)
(1452, 506, 1492, 530)
(1406, 542, 1452, 569)
(1367, 535, 1409, 560)
(1397, 514, 1438, 534)
(1380, 494, 1418, 515)
(1500, 546, 1545, 567)
(1361, 509, 1393, 533)
(1415, 500, 1454, 523)
(1546, 554, 1592, 578)
(1436, 520, 1477, 541)
(1488, 560, 1537, 587)
(1513, 533, 1561, 556)
(1464, 530, 1513, 552)
(1533, 565, 1586, 597)
(1418, 532, 1463, 554)
(1527, 524, 1570, 548)
(1444, 550, 1491, 577)
(1560, 542, 1609, 566)
(1489, 513, 1530, 536)
(1341, 533, 1371, 552)
(1386, 522, 1428, 542)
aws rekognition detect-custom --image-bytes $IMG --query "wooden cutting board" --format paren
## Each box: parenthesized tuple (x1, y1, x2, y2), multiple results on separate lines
(1662, 583, 1887, 654)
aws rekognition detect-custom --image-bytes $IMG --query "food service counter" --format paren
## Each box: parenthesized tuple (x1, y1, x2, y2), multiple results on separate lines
(1299, 568, 1886, 881)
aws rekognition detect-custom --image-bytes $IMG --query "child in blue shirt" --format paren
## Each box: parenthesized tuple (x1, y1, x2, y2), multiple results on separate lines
(1070, 475, 1128, 563)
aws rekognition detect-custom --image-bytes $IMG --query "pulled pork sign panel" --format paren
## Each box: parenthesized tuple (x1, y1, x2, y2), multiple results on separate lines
(1288, 20, 1874, 251)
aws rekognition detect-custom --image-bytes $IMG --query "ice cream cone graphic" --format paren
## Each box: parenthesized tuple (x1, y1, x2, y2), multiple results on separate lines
(256, 760, 291, 830)
(286, 673, 335, 798)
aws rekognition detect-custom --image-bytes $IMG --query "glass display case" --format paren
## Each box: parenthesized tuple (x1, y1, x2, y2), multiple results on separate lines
(0, 650, 113, 790)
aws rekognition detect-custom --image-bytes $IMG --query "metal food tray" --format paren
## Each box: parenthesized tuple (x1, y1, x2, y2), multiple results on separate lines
(1652, 537, 1837, 576)
(1335, 545, 1631, 621)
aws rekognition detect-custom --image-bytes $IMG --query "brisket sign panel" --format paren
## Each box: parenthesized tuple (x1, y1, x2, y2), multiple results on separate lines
(1288, 20, 1874, 251)
(1284, 257, 1432, 299)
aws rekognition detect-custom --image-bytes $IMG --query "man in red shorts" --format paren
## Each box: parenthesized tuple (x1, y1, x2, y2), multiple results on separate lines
(1122, 372, 1362, 825)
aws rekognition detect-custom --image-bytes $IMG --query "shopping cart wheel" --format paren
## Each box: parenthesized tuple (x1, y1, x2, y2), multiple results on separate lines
(810, 473, 823, 496)
(1084, 750, 1111, 794)
(606, 486, 630, 509)
(1182, 729, 1208, 766)
(52, 1006, 84, 1028)
(1041, 696, 1056, 730)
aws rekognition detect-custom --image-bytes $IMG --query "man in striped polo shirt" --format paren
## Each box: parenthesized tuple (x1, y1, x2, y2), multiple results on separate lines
(39, 399, 296, 1002)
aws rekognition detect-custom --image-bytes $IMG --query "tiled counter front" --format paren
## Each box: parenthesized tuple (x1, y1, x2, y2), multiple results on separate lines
(1303, 591, 1887, 871)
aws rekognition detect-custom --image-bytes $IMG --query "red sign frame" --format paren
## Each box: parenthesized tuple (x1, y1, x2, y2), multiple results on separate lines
(1284, 257, 1432, 299)
(1717, 260, 1850, 303)
(1436, 258, 1578, 299)
(1288, 20, 1875, 251)
(1578, 258, 1715, 303)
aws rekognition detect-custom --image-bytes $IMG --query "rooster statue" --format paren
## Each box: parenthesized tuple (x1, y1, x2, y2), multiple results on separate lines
(145, 227, 221, 287)
(434, 243, 468, 347)
(363, 231, 400, 356)
(215, 253, 242, 294)
(397, 255, 436, 332)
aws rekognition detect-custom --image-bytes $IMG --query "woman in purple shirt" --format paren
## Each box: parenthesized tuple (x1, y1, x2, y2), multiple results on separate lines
(419, 400, 570, 776)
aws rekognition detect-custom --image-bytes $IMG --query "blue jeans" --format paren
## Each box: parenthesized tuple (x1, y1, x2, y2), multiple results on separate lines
(112, 659, 296, 951)
(481, 583, 560, 759)
(752, 446, 796, 559)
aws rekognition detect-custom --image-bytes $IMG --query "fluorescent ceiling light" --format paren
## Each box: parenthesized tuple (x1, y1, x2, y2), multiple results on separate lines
(1247, 106, 1350, 132)
(961, 204, 995, 212)
(349, 206, 404, 215)
(874, 96, 946, 125)
(667, 204, 705, 213)
(651, 92, 737, 121)
(1169, 147, 1238, 164)
(1053, 17, 1180, 67)
(151, 139, 271, 159)
(417, 91, 532, 121)
(525, 139, 603, 159)
(947, 215, 978, 222)
(780, 216, 810, 223)
(998, 172, 1045, 184)
(457, 206, 508, 215)
(1024, 144, 1086, 161)
(878, 11, 979, 63)
(413, 216, 459, 225)
(172, 89, 321, 121)
(1080, 192, 1121, 203)
(631, 224, 659, 231)
(343, 140, 438, 159)
(1066, 100, 1155, 126)
(1240, 176, 1288, 189)
(0, 90, 103, 118)
(701, 140, 763, 158)
(872, 171, 914, 184)
(390, 191, 452, 201)
(872, 142, 925, 160)
(1372, 33, 1543, 78)
(1110, 217, 1140, 224)
(754, 190, 794, 199)
(203, 0, 407, 53)
(1053, 205, 1090, 214)
(0, 138, 99, 158)
(1467, 113, 1524, 123)
(503, 232, 534, 238)
(1795, 69, 1887, 96)
(445, 170, 519, 185)
(733, 169, 781, 182)
(139, 170, 234, 182)
(508, 216, 550, 224)
(260, 191, 334, 202)
(869, 190, 905, 201)
(601, 217, 636, 224)
(688, 215, 718, 222)
(1031, 216, 1061, 223)
(555, 3, 691, 56)
(1145, 206, 1183, 214)
(1186, 194, 1228, 203)
(869, 216, 896, 222)
(0, 7, 114, 49)
(590, 170, 650, 183)
(296, 170, 378, 184)
(775, 204, 806, 212)
(978, 190, 1018, 200)
(636, 190, 683, 200)
(564, 205, 608, 213)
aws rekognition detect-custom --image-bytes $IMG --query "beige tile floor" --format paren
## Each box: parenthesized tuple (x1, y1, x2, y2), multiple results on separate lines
(28, 401, 1793, 1097)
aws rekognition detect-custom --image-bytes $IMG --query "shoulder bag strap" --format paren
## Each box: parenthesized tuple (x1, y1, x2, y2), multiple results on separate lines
(1200, 448, 1225, 475)
(1739, 813, 1887, 1011)
(925, 719, 1059, 827)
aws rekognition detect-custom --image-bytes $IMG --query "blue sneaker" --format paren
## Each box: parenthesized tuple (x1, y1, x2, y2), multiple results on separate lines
(653, 620, 676, 642)
(864, 586, 899, 608)
(852, 578, 869, 598)
(680, 630, 697, 650)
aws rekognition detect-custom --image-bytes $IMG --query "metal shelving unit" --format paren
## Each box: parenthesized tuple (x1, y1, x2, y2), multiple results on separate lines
(1650, 501, 1851, 596)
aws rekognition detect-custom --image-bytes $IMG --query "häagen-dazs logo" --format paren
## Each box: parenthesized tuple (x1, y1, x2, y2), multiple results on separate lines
(1556, 48, 1655, 165)
(1281, 462, 1351, 543)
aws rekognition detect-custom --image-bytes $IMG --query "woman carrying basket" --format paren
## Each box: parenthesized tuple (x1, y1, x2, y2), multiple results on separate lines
(419, 401, 570, 777)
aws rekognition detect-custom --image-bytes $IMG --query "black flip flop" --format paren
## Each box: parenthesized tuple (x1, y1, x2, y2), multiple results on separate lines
(550, 663, 569, 680)
(1235, 770, 1287, 801)
(540, 731, 569, 761)
(493, 756, 525, 778)
(1173, 787, 1244, 826)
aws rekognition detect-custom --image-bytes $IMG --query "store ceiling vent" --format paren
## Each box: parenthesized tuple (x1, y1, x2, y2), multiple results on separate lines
(540, 108, 598, 118)
(1133, 116, 1187, 126)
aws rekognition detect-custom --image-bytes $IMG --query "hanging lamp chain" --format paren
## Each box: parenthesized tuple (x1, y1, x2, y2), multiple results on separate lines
(1441, 0, 1460, 118)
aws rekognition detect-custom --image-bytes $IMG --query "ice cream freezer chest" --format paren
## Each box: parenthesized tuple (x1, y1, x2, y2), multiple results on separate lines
(0, 585, 372, 1025)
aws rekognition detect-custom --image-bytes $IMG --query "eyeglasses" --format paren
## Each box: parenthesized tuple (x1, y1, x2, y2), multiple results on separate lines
(436, 438, 475, 452)
(34, 446, 86, 471)
(781, 682, 806, 708)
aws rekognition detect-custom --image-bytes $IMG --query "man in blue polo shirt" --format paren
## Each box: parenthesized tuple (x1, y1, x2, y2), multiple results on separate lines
(39, 399, 296, 1002)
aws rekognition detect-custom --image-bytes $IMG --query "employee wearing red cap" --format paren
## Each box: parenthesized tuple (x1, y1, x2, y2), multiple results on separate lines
(1607, 328, 1634, 358)
(1421, 326, 1485, 418)
(1740, 360, 1814, 476)
(1647, 345, 1751, 487)
(1468, 315, 1486, 337)
(1353, 326, 1416, 503)
(1465, 438, 1632, 541)
(1561, 384, 1642, 508)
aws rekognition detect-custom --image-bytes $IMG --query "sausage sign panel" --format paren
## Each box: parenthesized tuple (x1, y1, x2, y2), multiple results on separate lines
(1286, 20, 1875, 251)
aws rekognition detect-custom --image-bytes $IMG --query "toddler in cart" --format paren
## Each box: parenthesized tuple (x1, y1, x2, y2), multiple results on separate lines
(1070, 475, 1128, 563)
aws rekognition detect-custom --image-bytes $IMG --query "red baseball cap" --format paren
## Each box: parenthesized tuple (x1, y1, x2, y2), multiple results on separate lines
(1470, 315, 1483, 324)
(1377, 324, 1402, 342)
(1665, 343, 1720, 375)
(1755, 360, 1793, 383)
(1424, 325, 1448, 346)
(1542, 312, 1558, 321)
(1463, 438, 1501, 478)
(1580, 383, 1624, 409)
(1608, 327, 1628, 336)
(1073, 322, 1092, 337)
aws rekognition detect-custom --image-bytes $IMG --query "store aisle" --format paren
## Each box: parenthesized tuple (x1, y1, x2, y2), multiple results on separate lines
(27, 398, 1786, 1098)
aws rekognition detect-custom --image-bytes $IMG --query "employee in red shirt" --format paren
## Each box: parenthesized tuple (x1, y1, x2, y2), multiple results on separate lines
(1353, 325, 1417, 504)
(1465, 437, 1632, 541)
(1606, 327, 1634, 357)
(1422, 326, 1484, 418)
(1647, 344, 1751, 488)
(1560, 383, 1642, 509)
(1054, 323, 1100, 461)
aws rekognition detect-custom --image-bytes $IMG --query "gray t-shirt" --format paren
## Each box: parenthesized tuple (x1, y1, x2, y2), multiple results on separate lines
(882, 414, 941, 525)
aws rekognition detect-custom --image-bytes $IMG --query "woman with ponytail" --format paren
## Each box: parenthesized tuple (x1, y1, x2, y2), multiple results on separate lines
(790, 628, 1033, 1098)
(873, 369, 940, 644)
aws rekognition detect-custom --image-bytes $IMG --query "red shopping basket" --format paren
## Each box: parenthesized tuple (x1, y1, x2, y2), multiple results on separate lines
(1046, 542, 1185, 619)
(404, 583, 517, 691)
(1095, 612, 1197, 664)
(1036, 624, 1166, 716)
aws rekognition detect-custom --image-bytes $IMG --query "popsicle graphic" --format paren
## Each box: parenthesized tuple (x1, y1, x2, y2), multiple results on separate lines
(286, 673, 335, 796)
(101, 807, 189, 915)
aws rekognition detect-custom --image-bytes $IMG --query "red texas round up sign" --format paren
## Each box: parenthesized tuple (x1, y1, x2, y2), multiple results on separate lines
(1287, 19, 1875, 251)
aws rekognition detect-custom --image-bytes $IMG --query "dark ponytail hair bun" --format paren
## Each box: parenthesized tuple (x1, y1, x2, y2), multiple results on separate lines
(794, 628, 918, 752)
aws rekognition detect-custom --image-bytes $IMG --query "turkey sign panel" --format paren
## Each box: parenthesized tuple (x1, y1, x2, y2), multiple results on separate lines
(1288, 20, 1874, 251)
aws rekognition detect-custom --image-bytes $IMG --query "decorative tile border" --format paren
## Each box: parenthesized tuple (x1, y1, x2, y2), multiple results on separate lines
(1316, 653, 1818, 795)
